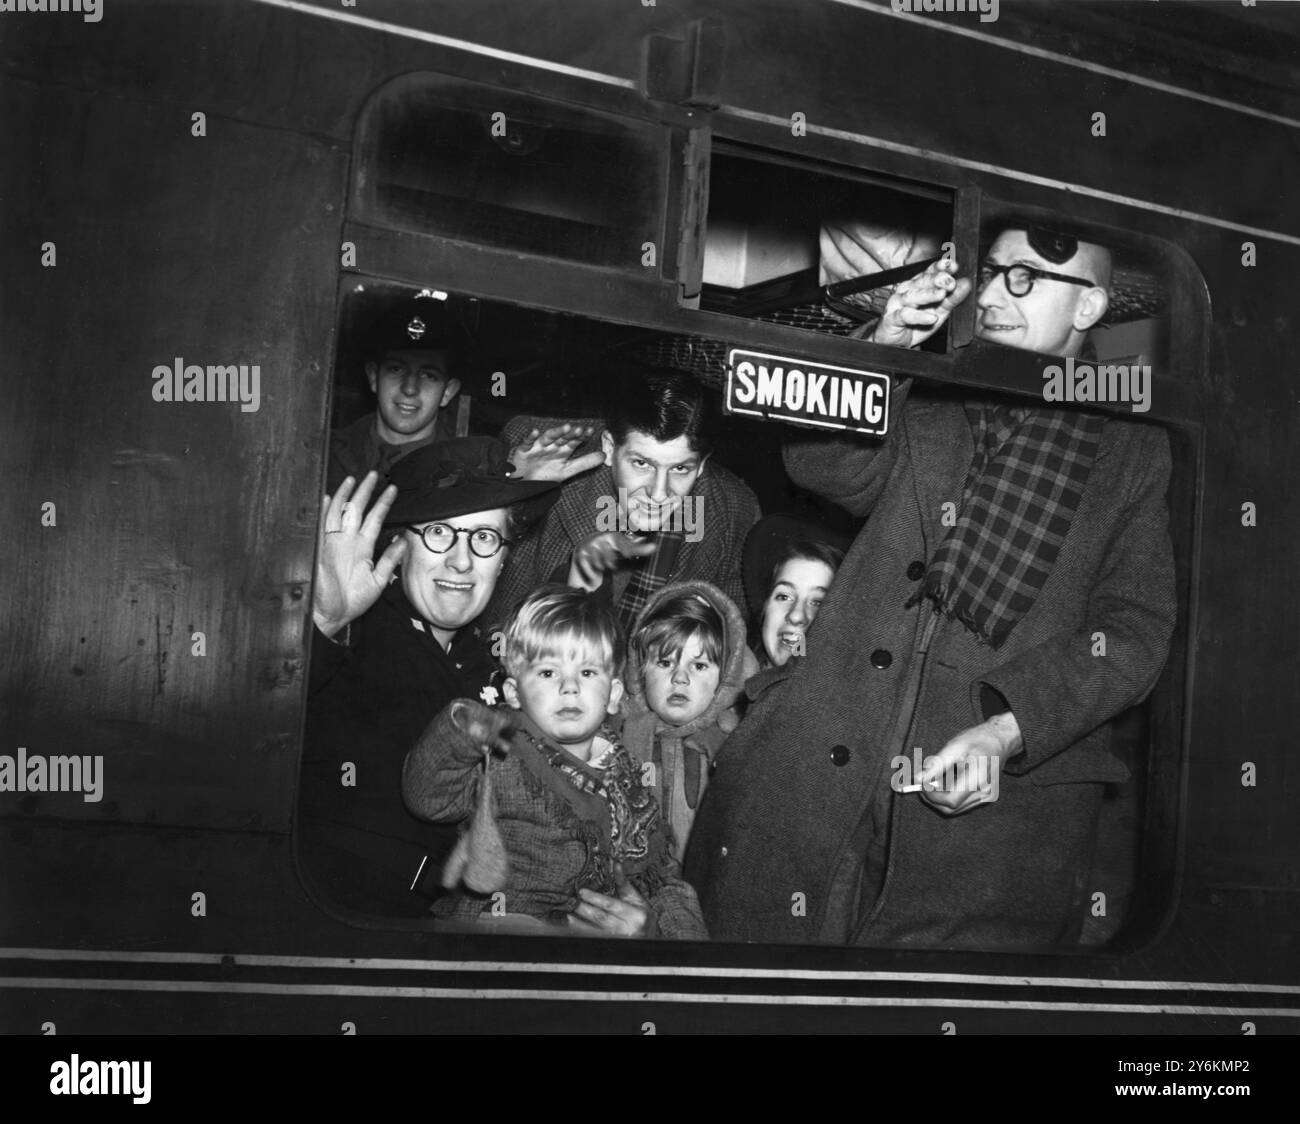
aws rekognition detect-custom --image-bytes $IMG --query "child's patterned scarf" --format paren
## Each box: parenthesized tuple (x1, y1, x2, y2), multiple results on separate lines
(519, 729, 659, 867)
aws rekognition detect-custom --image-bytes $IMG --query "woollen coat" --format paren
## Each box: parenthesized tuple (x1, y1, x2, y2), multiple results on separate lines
(684, 382, 1177, 948)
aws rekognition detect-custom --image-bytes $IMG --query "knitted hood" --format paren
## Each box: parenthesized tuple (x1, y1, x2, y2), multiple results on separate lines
(621, 580, 755, 740)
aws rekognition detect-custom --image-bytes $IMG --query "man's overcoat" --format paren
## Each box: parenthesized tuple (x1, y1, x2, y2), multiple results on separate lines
(684, 383, 1176, 948)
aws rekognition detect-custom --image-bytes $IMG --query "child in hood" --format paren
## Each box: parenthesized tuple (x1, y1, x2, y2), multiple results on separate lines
(621, 581, 758, 858)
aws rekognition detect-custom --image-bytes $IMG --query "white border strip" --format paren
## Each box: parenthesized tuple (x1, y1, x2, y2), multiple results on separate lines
(3, 976, 1297, 1015)
(832, 0, 1300, 132)
(4, 948, 1297, 995)
(719, 105, 1300, 249)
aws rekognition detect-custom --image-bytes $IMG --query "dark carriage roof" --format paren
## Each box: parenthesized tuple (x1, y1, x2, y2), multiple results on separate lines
(344, 0, 1300, 124)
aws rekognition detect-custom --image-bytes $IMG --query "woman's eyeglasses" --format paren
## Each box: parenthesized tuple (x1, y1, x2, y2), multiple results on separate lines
(407, 522, 510, 558)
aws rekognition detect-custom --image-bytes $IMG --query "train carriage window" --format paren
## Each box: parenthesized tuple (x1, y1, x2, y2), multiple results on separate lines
(689, 145, 1188, 402)
(354, 75, 669, 269)
(301, 182, 1198, 952)
(298, 282, 850, 926)
(971, 198, 1179, 389)
(698, 146, 956, 347)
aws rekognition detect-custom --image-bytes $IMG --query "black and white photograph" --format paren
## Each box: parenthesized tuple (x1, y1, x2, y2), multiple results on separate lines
(1, 0, 1296, 1085)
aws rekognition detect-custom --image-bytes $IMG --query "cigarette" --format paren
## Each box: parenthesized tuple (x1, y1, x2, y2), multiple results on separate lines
(898, 782, 924, 794)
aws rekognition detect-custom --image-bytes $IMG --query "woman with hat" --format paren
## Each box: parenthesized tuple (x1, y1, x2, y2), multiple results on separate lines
(298, 438, 558, 917)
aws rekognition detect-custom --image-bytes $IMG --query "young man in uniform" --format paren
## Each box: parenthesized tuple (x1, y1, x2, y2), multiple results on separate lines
(327, 293, 464, 492)
(328, 292, 600, 492)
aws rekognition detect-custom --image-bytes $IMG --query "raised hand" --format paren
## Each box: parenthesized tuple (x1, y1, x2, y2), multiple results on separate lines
(566, 865, 651, 938)
(870, 253, 972, 350)
(449, 699, 516, 755)
(313, 472, 407, 638)
(507, 423, 604, 482)
(567, 531, 658, 592)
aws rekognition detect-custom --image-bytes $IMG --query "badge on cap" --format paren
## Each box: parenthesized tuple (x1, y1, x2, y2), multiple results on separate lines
(1027, 226, 1078, 265)
(406, 316, 426, 341)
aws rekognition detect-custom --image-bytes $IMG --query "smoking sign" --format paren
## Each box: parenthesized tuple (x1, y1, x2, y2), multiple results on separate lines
(725, 348, 891, 436)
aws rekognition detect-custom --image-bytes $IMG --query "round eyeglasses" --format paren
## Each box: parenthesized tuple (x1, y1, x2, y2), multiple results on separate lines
(978, 262, 1097, 298)
(407, 522, 511, 558)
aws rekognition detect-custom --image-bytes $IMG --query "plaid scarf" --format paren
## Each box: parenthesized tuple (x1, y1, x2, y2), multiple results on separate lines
(910, 402, 1105, 648)
(616, 530, 684, 636)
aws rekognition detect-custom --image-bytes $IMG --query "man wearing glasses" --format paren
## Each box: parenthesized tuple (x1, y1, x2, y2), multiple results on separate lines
(971, 228, 1113, 356)
(687, 223, 1177, 949)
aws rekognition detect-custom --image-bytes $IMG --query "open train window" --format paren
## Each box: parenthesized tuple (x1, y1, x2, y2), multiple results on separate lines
(299, 183, 1198, 953)
(699, 145, 957, 348)
(296, 281, 846, 927)
(955, 197, 1185, 416)
(352, 74, 670, 271)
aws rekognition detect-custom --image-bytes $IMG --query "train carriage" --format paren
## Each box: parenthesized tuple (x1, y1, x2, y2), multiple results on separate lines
(1, 0, 1297, 1039)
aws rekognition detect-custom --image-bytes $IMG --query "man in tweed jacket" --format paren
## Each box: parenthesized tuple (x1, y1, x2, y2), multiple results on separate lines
(486, 369, 760, 633)
(686, 225, 1176, 948)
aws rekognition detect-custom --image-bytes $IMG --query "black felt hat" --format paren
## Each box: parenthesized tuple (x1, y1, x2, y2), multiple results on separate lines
(743, 513, 852, 615)
(383, 437, 559, 526)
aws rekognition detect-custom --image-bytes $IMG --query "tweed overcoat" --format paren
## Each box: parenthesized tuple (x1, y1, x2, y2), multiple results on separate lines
(684, 382, 1176, 948)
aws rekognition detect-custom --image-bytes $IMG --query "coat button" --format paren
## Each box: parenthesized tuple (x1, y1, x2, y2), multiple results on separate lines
(870, 648, 892, 669)
(830, 744, 851, 766)
(720, 846, 729, 857)
(906, 560, 926, 581)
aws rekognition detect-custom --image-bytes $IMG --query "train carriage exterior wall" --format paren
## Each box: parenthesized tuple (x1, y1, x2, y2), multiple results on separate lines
(1, 0, 1296, 1032)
